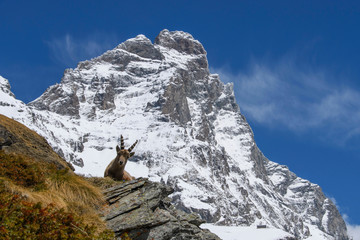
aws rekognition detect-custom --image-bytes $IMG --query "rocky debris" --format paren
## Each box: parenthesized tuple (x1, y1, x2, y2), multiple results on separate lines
(103, 178, 220, 240)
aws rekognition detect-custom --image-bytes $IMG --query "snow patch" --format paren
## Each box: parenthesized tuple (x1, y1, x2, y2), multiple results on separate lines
(201, 224, 294, 240)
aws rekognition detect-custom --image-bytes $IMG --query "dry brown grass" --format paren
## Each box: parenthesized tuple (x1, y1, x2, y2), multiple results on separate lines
(2, 175, 109, 234)
(0, 114, 70, 170)
(45, 171, 108, 229)
(0, 151, 109, 233)
(85, 176, 119, 190)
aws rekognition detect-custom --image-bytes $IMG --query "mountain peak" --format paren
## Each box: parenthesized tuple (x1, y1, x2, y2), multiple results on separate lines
(0, 75, 28, 120)
(0, 76, 15, 98)
(155, 29, 206, 55)
(115, 34, 163, 60)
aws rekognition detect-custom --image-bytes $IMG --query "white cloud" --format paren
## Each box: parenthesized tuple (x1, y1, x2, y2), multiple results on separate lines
(343, 214, 360, 240)
(211, 58, 360, 145)
(46, 33, 118, 67)
(347, 224, 360, 240)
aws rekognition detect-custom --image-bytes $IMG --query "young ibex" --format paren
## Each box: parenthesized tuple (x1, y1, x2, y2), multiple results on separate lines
(104, 135, 138, 181)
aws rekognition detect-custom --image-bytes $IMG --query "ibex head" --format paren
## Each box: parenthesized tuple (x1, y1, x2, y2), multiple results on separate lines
(104, 135, 138, 181)
(115, 135, 138, 166)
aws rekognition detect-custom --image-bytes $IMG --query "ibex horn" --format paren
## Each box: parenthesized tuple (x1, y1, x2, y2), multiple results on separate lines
(128, 140, 138, 152)
(120, 135, 125, 150)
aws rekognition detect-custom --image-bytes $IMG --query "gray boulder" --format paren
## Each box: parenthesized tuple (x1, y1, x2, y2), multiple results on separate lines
(103, 178, 220, 240)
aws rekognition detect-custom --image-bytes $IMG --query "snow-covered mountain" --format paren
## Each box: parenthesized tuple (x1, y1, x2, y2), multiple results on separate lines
(0, 30, 349, 239)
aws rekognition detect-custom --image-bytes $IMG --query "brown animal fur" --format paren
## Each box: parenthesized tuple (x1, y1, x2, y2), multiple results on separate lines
(104, 136, 138, 181)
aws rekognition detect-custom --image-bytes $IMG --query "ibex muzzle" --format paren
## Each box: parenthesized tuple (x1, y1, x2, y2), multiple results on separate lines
(104, 135, 138, 181)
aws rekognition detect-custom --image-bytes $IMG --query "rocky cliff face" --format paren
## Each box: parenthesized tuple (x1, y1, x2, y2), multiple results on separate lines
(0, 30, 349, 239)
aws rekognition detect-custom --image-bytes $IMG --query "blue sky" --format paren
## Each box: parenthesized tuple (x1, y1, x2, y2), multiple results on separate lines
(1, 0, 359, 233)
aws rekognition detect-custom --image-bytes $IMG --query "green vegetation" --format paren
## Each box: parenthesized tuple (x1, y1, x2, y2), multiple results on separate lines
(0, 151, 46, 190)
(0, 183, 113, 239)
(0, 151, 114, 239)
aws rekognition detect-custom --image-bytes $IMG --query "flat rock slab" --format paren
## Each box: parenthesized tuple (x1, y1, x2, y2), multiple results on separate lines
(103, 178, 220, 240)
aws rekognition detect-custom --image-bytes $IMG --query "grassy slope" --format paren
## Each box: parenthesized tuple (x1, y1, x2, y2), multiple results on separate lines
(0, 114, 115, 239)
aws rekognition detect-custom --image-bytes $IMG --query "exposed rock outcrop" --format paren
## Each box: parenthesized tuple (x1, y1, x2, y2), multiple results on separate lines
(117, 34, 164, 60)
(103, 178, 220, 240)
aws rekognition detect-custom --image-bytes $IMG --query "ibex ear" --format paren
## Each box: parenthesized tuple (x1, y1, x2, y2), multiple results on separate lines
(130, 152, 135, 157)
(116, 145, 120, 152)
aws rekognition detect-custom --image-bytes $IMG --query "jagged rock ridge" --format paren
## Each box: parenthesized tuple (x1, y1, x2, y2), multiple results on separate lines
(0, 30, 349, 239)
